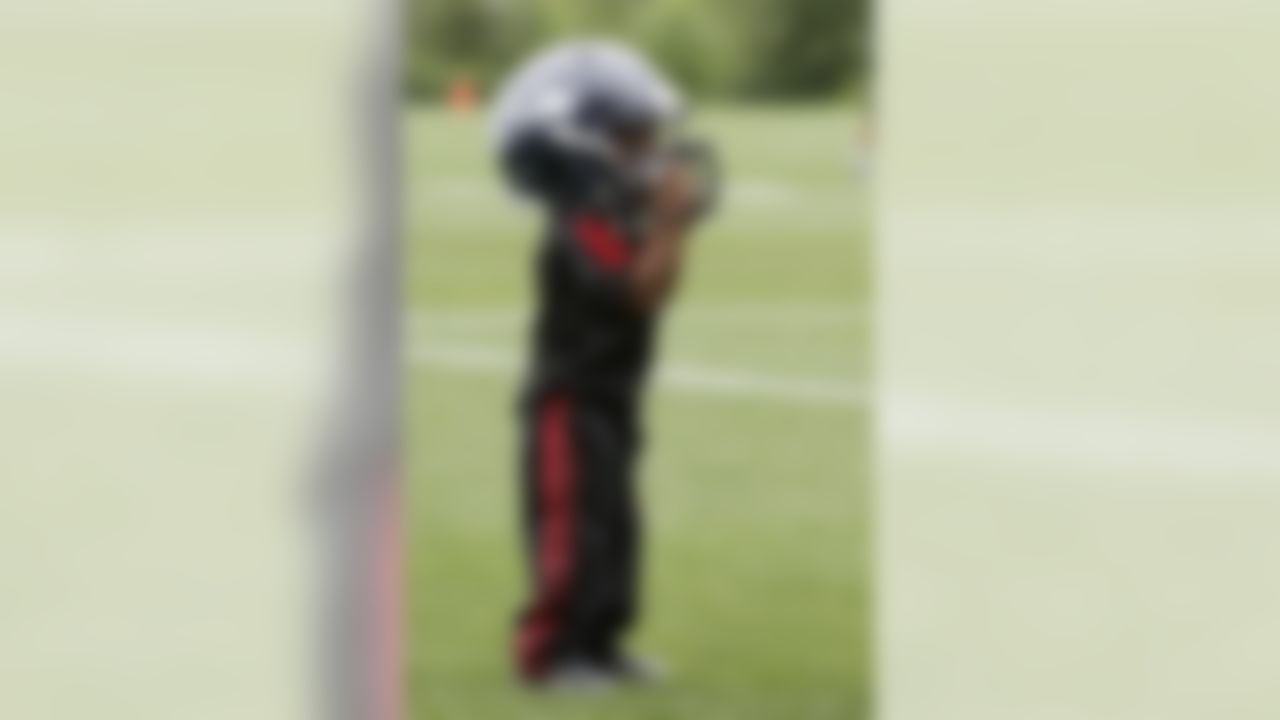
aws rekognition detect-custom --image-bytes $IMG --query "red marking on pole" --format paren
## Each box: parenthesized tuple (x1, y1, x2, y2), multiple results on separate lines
(370, 464, 404, 720)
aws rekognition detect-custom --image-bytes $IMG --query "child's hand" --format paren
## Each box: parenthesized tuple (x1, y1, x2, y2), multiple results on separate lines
(651, 160, 701, 228)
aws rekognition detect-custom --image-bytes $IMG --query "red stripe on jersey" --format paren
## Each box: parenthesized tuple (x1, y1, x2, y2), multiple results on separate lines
(571, 214, 632, 271)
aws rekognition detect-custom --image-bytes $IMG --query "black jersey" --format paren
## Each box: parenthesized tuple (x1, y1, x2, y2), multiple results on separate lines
(523, 207, 657, 406)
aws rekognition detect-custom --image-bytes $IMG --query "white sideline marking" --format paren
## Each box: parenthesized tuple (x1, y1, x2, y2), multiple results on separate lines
(414, 177, 855, 209)
(411, 343, 867, 409)
(411, 303, 869, 331)
(6, 311, 1278, 479)
(886, 391, 1280, 480)
(0, 313, 317, 394)
(416, 342, 1280, 479)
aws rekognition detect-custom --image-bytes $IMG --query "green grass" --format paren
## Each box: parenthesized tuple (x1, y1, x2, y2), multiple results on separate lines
(407, 103, 872, 719)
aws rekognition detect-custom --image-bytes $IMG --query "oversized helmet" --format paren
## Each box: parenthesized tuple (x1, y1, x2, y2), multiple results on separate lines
(491, 40, 683, 159)
(491, 40, 719, 218)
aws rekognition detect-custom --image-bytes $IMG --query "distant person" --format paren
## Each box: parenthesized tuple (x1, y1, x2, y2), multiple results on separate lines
(490, 40, 717, 690)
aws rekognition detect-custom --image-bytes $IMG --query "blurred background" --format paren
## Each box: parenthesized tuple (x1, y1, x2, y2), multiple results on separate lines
(7, 1, 1280, 719)
(0, 1, 363, 718)
(405, 0, 872, 718)
(406, 0, 869, 103)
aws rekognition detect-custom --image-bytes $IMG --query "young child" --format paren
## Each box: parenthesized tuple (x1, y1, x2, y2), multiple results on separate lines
(490, 41, 714, 689)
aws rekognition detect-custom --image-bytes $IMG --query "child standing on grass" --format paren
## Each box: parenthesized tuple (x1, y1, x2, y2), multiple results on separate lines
(490, 40, 713, 690)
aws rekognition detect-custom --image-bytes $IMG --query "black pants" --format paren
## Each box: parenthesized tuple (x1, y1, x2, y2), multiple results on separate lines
(515, 391, 642, 678)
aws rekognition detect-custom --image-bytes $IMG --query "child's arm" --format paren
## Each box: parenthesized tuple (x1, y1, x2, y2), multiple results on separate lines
(627, 163, 700, 312)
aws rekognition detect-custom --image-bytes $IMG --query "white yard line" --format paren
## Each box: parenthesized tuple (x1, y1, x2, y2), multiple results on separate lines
(413, 177, 857, 209)
(411, 342, 867, 409)
(410, 303, 870, 331)
(5, 310, 1277, 479)
(417, 341, 1280, 479)
(0, 313, 320, 394)
(885, 390, 1280, 481)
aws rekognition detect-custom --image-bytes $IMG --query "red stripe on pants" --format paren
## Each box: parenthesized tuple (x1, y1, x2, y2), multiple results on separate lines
(517, 395, 576, 677)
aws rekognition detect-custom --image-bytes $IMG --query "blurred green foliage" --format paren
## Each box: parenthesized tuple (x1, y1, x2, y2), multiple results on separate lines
(405, 0, 869, 101)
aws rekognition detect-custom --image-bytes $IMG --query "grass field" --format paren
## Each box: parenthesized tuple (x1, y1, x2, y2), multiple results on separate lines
(407, 104, 872, 719)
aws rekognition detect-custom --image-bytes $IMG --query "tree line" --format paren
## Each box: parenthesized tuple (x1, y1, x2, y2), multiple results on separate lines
(406, 0, 869, 101)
